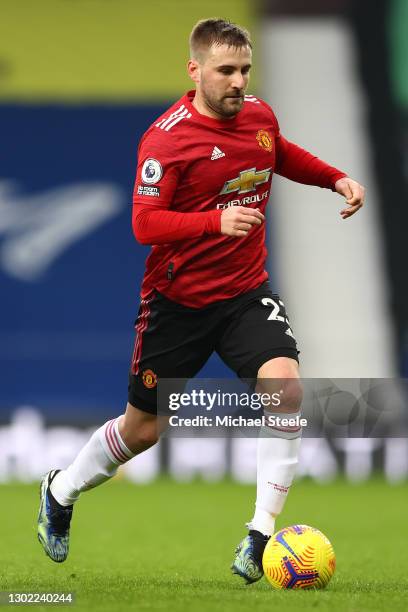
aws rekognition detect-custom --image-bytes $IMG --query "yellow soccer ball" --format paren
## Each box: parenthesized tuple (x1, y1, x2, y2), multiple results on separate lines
(262, 525, 336, 589)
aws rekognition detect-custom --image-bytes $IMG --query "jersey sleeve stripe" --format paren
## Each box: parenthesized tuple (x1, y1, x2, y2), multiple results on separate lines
(162, 107, 188, 129)
(164, 111, 191, 131)
(156, 104, 186, 129)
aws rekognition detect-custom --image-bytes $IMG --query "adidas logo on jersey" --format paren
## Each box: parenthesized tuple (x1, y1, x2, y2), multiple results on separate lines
(211, 146, 225, 160)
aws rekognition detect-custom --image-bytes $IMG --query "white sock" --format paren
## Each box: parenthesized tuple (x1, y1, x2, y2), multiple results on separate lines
(50, 416, 134, 506)
(248, 412, 302, 536)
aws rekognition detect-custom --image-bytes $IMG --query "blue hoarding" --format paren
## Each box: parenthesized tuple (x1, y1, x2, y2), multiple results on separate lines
(0, 104, 233, 423)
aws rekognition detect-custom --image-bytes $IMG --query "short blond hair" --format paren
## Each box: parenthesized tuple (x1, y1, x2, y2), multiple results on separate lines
(189, 18, 252, 61)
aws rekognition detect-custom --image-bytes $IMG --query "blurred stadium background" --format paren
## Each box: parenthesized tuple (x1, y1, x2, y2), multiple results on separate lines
(1, 0, 407, 484)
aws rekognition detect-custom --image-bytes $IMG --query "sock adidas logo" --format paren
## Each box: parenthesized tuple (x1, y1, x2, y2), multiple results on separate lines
(210, 146, 225, 160)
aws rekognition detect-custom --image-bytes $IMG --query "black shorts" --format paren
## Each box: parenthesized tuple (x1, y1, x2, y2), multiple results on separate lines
(128, 281, 299, 414)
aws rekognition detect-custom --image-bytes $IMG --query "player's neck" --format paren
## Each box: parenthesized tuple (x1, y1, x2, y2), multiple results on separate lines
(191, 91, 237, 122)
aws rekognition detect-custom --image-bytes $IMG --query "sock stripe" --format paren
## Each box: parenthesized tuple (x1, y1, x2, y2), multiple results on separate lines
(105, 420, 128, 463)
(264, 411, 303, 438)
(105, 420, 122, 463)
(109, 420, 129, 463)
(113, 418, 134, 460)
(268, 424, 302, 434)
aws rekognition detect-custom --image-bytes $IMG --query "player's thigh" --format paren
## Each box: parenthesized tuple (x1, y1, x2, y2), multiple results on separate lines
(216, 284, 299, 381)
(128, 291, 216, 414)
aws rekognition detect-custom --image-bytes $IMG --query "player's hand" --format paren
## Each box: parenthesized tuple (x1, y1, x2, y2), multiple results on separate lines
(334, 177, 365, 219)
(220, 206, 265, 237)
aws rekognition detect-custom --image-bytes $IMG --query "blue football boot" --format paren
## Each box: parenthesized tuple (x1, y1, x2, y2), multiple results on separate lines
(231, 530, 270, 584)
(37, 469, 73, 563)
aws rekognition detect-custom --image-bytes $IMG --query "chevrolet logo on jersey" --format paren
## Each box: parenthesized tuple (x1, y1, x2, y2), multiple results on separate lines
(220, 167, 272, 195)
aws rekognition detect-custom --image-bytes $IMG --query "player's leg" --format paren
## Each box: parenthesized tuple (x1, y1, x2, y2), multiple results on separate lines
(231, 358, 302, 584)
(249, 357, 302, 538)
(38, 290, 217, 563)
(38, 403, 167, 563)
(37, 292, 169, 562)
(50, 403, 169, 506)
(215, 282, 301, 583)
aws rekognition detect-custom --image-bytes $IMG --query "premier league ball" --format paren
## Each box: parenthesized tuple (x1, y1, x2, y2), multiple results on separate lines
(262, 525, 336, 589)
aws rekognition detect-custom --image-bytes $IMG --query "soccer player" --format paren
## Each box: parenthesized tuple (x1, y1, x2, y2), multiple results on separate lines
(37, 19, 364, 583)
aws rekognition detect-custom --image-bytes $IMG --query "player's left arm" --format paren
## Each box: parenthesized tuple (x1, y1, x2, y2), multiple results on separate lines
(334, 176, 365, 219)
(274, 132, 365, 219)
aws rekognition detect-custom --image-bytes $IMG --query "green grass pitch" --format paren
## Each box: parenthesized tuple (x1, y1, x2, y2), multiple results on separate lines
(1, 478, 407, 611)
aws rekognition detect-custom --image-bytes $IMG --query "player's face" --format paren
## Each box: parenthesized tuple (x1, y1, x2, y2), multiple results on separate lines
(191, 44, 252, 119)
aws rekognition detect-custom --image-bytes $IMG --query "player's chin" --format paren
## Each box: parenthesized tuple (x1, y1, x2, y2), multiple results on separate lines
(222, 98, 244, 116)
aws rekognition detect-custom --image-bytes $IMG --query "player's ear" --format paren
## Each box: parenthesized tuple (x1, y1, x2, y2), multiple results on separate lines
(187, 59, 201, 84)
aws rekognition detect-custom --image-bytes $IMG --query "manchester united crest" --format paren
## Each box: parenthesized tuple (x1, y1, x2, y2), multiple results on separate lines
(142, 369, 157, 389)
(256, 129, 273, 153)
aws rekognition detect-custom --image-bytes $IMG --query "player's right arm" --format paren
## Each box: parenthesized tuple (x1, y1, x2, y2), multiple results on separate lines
(132, 132, 264, 245)
(220, 206, 264, 238)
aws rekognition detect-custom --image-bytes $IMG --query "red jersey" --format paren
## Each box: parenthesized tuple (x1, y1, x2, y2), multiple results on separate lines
(132, 90, 346, 308)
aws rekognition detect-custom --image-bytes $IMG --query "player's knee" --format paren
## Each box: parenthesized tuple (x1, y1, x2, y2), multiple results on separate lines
(278, 377, 303, 412)
(260, 378, 302, 413)
(257, 358, 303, 413)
